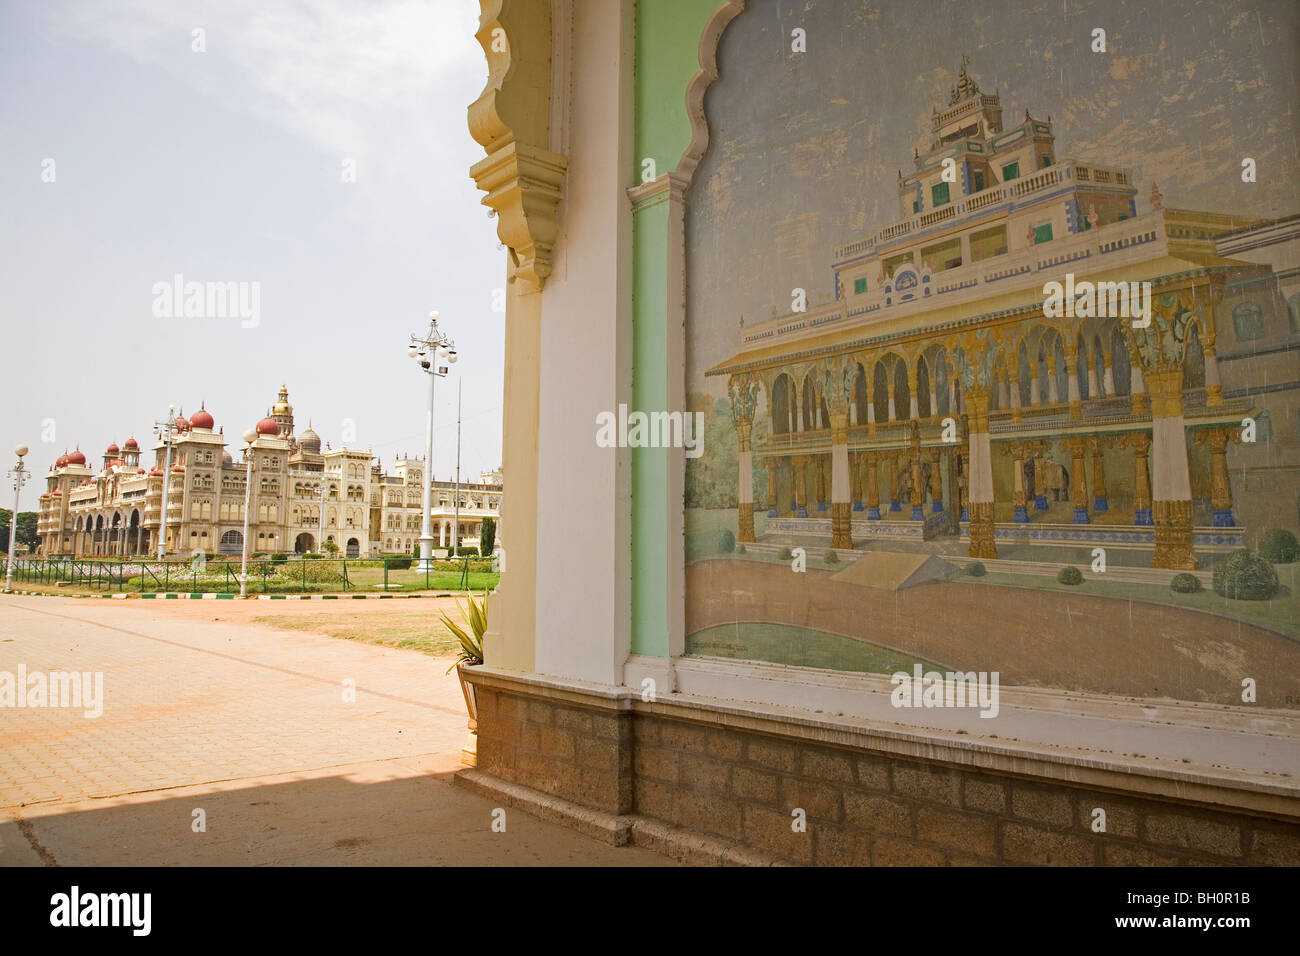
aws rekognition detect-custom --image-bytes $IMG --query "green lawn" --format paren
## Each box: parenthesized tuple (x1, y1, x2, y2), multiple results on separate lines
(252, 610, 461, 656)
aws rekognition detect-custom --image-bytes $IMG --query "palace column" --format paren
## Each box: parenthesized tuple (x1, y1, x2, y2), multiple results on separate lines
(1087, 435, 1109, 512)
(1085, 347, 1100, 400)
(815, 455, 828, 511)
(829, 412, 853, 550)
(1204, 282, 1224, 406)
(850, 451, 863, 511)
(997, 366, 1010, 410)
(1204, 346, 1223, 405)
(1102, 347, 1116, 397)
(887, 375, 898, 423)
(958, 432, 970, 522)
(928, 447, 944, 512)
(1060, 436, 1090, 523)
(908, 423, 924, 521)
(928, 377, 939, 422)
(1064, 339, 1082, 419)
(1195, 427, 1236, 526)
(1130, 365, 1147, 415)
(866, 397, 877, 435)
(966, 387, 997, 559)
(888, 452, 902, 512)
(1008, 367, 1022, 424)
(947, 371, 957, 417)
(1033, 447, 1049, 510)
(1147, 368, 1195, 569)
(907, 366, 920, 420)
(1046, 353, 1059, 404)
(792, 455, 809, 517)
(764, 457, 779, 517)
(1002, 442, 1029, 522)
(864, 451, 881, 520)
(1029, 363, 1040, 408)
(1119, 432, 1153, 525)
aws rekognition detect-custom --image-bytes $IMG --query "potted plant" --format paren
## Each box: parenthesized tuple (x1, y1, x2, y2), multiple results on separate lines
(441, 591, 487, 732)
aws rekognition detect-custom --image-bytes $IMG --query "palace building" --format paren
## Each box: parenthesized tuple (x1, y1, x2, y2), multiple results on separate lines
(706, 62, 1298, 569)
(33, 385, 502, 559)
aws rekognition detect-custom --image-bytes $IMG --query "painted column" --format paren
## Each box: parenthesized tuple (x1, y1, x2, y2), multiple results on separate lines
(1130, 365, 1147, 415)
(907, 366, 920, 421)
(908, 423, 924, 521)
(887, 377, 897, 423)
(1204, 347, 1223, 406)
(1003, 442, 1028, 522)
(1060, 436, 1090, 523)
(928, 382, 938, 421)
(958, 435, 969, 522)
(1146, 368, 1195, 568)
(850, 451, 863, 511)
(1195, 427, 1236, 527)
(888, 452, 901, 512)
(1064, 341, 1082, 419)
(927, 447, 944, 513)
(865, 451, 881, 519)
(1085, 350, 1100, 400)
(830, 412, 852, 550)
(966, 386, 997, 559)
(1033, 450, 1048, 510)
(1046, 354, 1059, 404)
(947, 374, 957, 416)
(1087, 434, 1109, 512)
(793, 455, 808, 517)
(1102, 348, 1115, 397)
(1008, 370, 1022, 423)
(815, 455, 827, 511)
(764, 457, 779, 517)
(1119, 432, 1154, 526)
(736, 421, 754, 543)
(1029, 370, 1040, 407)
(866, 397, 877, 435)
(997, 367, 1010, 410)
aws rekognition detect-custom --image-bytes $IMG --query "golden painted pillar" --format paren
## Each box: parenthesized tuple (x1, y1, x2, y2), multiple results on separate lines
(850, 450, 863, 510)
(908, 422, 924, 520)
(1101, 348, 1116, 397)
(906, 365, 920, 420)
(1045, 353, 1059, 404)
(1085, 349, 1099, 400)
(730, 375, 758, 543)
(764, 456, 779, 517)
(1008, 368, 1022, 423)
(1086, 434, 1109, 512)
(829, 412, 852, 550)
(1130, 364, 1148, 415)
(1119, 432, 1153, 526)
(814, 455, 827, 511)
(927, 447, 944, 513)
(966, 387, 997, 558)
(792, 455, 809, 517)
(1032, 445, 1048, 511)
(957, 434, 970, 521)
(1063, 340, 1082, 419)
(888, 451, 901, 512)
(1059, 436, 1090, 523)
(886, 377, 897, 423)
(1146, 368, 1195, 569)
(864, 450, 881, 519)
(1194, 427, 1236, 527)
(1001, 441, 1029, 522)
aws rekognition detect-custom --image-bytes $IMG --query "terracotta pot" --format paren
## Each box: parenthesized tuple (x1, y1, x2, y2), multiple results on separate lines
(456, 659, 479, 733)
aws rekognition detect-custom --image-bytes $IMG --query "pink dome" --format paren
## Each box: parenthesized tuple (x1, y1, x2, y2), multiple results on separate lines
(67, 450, 86, 465)
(56, 454, 68, 468)
(255, 417, 280, 436)
(106, 443, 120, 455)
(124, 437, 139, 450)
(173, 417, 190, 433)
(189, 409, 214, 430)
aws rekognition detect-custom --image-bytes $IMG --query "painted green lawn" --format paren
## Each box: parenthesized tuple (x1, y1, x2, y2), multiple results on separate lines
(252, 610, 461, 656)
(688, 622, 946, 675)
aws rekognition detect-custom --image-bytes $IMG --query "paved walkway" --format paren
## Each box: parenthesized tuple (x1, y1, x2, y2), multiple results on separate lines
(0, 596, 671, 866)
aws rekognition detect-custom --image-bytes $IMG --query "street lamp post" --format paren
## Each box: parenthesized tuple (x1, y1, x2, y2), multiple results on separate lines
(239, 428, 257, 598)
(4, 445, 30, 594)
(408, 310, 457, 572)
(153, 405, 178, 560)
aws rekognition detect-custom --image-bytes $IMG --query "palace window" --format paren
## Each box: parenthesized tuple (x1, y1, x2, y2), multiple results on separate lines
(1041, 154, 1052, 167)
(931, 182, 950, 207)
(1032, 223, 1053, 244)
(1232, 301, 1265, 341)
(973, 171, 985, 192)
(912, 199, 920, 214)
(854, 277, 867, 295)
(1002, 161, 1020, 181)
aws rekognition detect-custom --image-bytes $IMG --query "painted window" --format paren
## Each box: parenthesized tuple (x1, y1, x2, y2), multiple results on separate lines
(854, 277, 867, 295)
(1032, 223, 1053, 244)
(1232, 301, 1265, 341)
(931, 182, 950, 207)
(1002, 161, 1020, 181)
(1041, 154, 1052, 167)
(973, 171, 985, 192)
(912, 199, 920, 214)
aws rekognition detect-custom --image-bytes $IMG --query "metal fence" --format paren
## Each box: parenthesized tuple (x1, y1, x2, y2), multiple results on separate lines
(0, 555, 485, 595)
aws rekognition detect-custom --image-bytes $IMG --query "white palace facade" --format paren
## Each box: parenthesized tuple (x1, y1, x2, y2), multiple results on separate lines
(33, 385, 503, 559)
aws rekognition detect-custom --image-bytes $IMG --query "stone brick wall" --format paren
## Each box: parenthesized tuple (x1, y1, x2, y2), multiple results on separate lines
(469, 681, 1300, 865)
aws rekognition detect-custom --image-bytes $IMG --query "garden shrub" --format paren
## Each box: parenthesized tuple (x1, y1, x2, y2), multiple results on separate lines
(1212, 550, 1279, 601)
(778, 546, 793, 561)
(735, 543, 747, 555)
(717, 530, 735, 554)
(1170, 573, 1202, 594)
(1057, 566, 1083, 585)
(967, 561, 986, 577)
(824, 550, 839, 565)
(1258, 529, 1300, 564)
(385, 557, 413, 571)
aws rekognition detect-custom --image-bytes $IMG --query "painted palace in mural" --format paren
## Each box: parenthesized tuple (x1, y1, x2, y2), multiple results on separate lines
(32, 385, 503, 559)
(706, 63, 1299, 570)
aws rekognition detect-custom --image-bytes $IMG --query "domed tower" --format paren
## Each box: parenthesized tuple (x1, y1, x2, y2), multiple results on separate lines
(299, 422, 322, 456)
(271, 384, 294, 438)
(122, 437, 141, 468)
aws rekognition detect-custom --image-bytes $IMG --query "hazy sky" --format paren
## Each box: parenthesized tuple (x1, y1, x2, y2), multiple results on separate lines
(0, 0, 504, 489)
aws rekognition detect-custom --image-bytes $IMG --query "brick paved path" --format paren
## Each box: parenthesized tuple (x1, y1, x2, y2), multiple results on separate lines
(0, 596, 671, 866)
